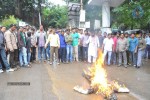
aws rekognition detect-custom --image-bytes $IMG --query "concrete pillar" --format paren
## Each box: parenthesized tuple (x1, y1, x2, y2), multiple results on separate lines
(102, 1, 110, 28)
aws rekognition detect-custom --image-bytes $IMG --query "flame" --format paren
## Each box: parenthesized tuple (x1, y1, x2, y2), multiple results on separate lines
(85, 49, 122, 97)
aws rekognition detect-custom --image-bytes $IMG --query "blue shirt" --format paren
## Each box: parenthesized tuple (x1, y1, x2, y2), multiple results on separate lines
(129, 37, 138, 52)
(58, 33, 66, 47)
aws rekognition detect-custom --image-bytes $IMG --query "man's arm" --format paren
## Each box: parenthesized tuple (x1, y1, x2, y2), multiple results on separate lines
(45, 34, 50, 48)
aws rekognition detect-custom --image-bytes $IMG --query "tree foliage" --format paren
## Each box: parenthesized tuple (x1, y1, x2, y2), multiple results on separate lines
(42, 5, 68, 28)
(1, 15, 18, 27)
(0, 0, 38, 26)
(112, 0, 150, 30)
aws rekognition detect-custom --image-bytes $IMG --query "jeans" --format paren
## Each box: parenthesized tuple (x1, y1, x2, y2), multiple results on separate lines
(103, 50, 112, 65)
(129, 51, 137, 66)
(9, 49, 18, 68)
(82, 47, 88, 61)
(146, 45, 150, 59)
(126, 50, 130, 64)
(31, 47, 36, 61)
(111, 51, 117, 65)
(137, 49, 144, 67)
(0, 48, 10, 70)
(59, 47, 66, 62)
(73, 45, 78, 61)
(46, 45, 50, 60)
(78, 45, 84, 61)
(27, 51, 31, 63)
(19, 47, 28, 66)
(118, 51, 127, 66)
(66, 45, 73, 62)
(38, 47, 46, 61)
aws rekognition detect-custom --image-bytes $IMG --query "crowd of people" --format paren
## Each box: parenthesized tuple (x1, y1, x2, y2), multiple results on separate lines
(0, 24, 150, 73)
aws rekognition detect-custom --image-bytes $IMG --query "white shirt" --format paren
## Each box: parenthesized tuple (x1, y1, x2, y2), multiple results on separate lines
(145, 37, 150, 45)
(103, 38, 114, 51)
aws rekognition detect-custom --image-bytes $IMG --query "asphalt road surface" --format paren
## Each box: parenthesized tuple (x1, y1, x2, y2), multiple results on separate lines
(0, 60, 150, 100)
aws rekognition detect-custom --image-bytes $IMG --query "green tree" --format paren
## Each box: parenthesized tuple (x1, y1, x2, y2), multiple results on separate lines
(42, 5, 68, 28)
(112, 0, 150, 30)
(1, 15, 18, 27)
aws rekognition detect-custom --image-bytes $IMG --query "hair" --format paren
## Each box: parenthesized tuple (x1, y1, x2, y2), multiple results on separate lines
(31, 27, 35, 31)
(66, 29, 70, 32)
(107, 33, 111, 36)
(1, 26, 6, 28)
(120, 33, 125, 36)
(27, 32, 31, 37)
(131, 33, 135, 35)
(9, 24, 16, 28)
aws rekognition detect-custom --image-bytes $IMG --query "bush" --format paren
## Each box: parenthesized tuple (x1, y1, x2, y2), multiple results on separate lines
(1, 15, 18, 27)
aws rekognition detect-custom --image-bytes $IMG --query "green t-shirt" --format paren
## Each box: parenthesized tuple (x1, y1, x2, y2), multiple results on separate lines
(72, 32, 79, 46)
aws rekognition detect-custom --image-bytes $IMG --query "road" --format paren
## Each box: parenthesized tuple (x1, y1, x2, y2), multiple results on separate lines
(0, 60, 150, 100)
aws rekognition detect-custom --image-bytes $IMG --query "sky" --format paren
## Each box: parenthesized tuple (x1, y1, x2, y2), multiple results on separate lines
(48, 0, 66, 6)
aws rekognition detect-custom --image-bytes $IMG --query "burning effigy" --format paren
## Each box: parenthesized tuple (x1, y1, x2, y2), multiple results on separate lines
(73, 50, 129, 100)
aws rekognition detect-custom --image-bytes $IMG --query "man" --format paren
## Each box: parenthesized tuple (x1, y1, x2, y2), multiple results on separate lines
(82, 30, 89, 62)
(0, 26, 15, 73)
(87, 33, 99, 63)
(111, 33, 118, 65)
(98, 32, 104, 49)
(128, 33, 138, 67)
(45, 28, 51, 61)
(45, 29, 60, 65)
(125, 33, 131, 65)
(36, 25, 46, 63)
(117, 33, 129, 68)
(72, 28, 79, 62)
(145, 33, 150, 59)
(102, 34, 114, 66)
(65, 29, 73, 63)
(58, 30, 66, 63)
(78, 29, 84, 61)
(31, 28, 37, 62)
(17, 27, 31, 67)
(137, 33, 146, 68)
(4, 24, 18, 69)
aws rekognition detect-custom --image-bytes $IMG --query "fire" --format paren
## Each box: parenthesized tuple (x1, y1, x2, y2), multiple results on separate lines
(85, 49, 113, 97)
(74, 49, 129, 98)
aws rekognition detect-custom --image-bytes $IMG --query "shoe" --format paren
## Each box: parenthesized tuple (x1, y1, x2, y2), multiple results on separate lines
(25, 65, 32, 68)
(17, 65, 21, 69)
(124, 65, 127, 68)
(136, 66, 140, 68)
(0, 69, 4, 73)
(117, 64, 121, 67)
(128, 63, 131, 66)
(66, 61, 69, 64)
(49, 62, 53, 65)
(57, 62, 60, 65)
(6, 68, 15, 72)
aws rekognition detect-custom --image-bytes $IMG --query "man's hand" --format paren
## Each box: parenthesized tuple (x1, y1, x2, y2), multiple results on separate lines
(44, 45, 47, 49)
(10, 49, 14, 52)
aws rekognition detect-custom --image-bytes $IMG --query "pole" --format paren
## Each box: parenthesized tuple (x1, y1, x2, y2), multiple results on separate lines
(39, 12, 41, 25)
(80, 0, 83, 10)
(38, 0, 42, 26)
